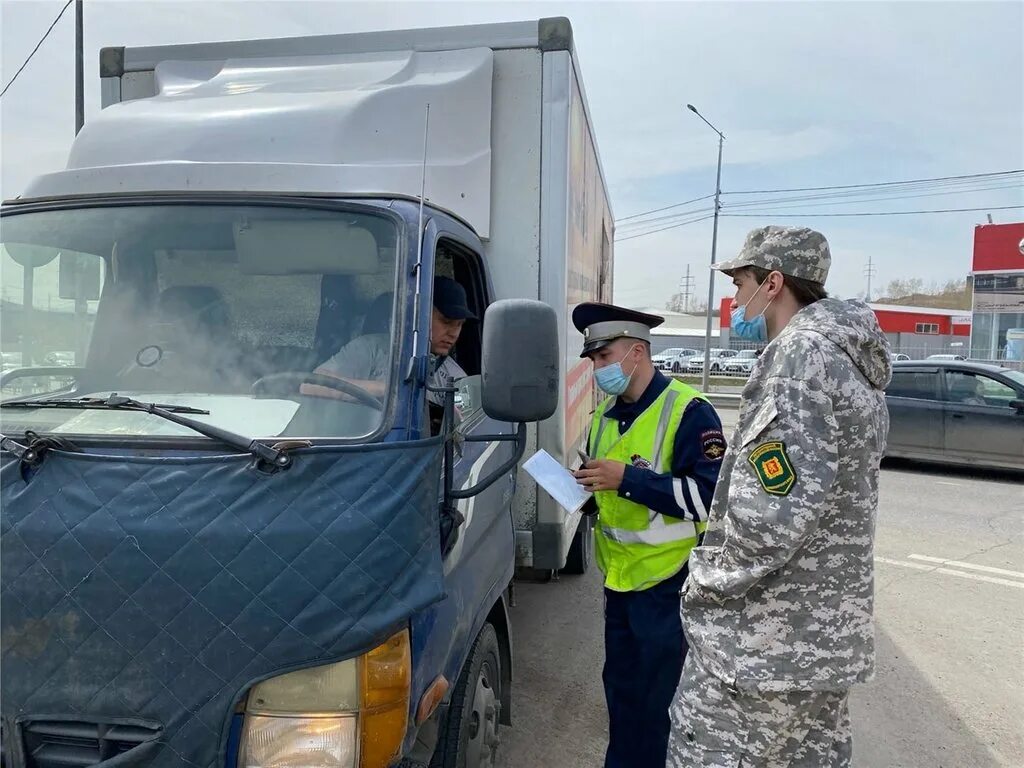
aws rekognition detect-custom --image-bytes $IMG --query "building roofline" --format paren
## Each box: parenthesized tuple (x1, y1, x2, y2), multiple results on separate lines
(867, 303, 971, 317)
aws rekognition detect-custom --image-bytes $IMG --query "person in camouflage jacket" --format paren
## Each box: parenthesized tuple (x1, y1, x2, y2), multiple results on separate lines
(667, 226, 892, 768)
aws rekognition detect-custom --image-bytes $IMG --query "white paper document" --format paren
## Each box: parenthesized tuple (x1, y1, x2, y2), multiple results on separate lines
(522, 449, 592, 514)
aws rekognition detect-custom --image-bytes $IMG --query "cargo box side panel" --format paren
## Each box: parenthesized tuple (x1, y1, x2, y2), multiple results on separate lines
(483, 49, 544, 559)
(534, 49, 613, 569)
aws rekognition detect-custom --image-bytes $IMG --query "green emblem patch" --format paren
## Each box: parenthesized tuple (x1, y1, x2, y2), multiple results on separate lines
(748, 441, 796, 496)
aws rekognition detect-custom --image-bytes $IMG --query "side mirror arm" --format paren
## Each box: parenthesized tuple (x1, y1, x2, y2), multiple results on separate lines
(450, 424, 526, 499)
(431, 383, 527, 558)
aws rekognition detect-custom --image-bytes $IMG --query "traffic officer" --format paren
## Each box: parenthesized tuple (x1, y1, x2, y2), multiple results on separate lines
(571, 302, 726, 768)
(667, 227, 892, 768)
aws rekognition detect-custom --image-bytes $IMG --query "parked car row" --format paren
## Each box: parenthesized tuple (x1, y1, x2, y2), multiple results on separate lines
(653, 347, 755, 375)
(1, 350, 77, 369)
(651, 347, 701, 373)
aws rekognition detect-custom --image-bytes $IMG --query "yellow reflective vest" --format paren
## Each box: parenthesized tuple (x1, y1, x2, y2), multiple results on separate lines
(589, 379, 708, 592)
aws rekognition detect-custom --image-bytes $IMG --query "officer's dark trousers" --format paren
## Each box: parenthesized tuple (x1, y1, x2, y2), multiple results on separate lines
(603, 566, 689, 768)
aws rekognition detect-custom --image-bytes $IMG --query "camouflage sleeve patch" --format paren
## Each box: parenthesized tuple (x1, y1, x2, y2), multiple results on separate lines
(748, 441, 796, 496)
(701, 430, 727, 461)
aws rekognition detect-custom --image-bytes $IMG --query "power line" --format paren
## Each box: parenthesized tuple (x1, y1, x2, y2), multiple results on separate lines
(722, 205, 1024, 218)
(618, 170, 1023, 221)
(723, 169, 1022, 196)
(718, 177, 1023, 210)
(616, 205, 715, 229)
(615, 213, 715, 242)
(721, 182, 1023, 212)
(0, 0, 74, 100)
(615, 194, 715, 223)
(616, 214, 715, 241)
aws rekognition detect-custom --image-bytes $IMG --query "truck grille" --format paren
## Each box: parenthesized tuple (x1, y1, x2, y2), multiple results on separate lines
(21, 719, 160, 768)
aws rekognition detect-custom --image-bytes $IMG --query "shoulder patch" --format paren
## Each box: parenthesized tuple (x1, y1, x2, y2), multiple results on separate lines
(701, 429, 727, 461)
(748, 441, 796, 496)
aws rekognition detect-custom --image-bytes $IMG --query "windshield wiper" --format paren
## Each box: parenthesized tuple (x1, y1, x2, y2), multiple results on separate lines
(0, 394, 292, 469)
(1, 395, 209, 415)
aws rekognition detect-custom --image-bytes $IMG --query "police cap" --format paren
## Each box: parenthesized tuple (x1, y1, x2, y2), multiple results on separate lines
(572, 302, 664, 358)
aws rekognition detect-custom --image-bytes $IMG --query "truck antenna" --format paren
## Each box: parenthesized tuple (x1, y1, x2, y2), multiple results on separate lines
(416, 103, 430, 271)
(408, 103, 431, 381)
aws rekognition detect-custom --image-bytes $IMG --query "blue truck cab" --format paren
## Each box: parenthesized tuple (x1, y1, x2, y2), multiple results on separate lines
(1, 17, 614, 768)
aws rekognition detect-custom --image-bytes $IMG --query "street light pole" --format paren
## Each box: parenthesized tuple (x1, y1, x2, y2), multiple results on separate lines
(687, 103, 724, 393)
(75, 0, 84, 134)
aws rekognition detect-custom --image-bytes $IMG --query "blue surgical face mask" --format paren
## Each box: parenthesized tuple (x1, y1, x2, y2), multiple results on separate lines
(594, 345, 640, 396)
(731, 279, 774, 343)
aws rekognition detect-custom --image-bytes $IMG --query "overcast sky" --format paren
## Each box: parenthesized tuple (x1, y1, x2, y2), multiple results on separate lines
(1, 0, 1022, 308)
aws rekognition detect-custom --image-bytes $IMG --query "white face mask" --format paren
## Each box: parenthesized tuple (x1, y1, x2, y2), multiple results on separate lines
(594, 344, 641, 396)
(731, 277, 776, 343)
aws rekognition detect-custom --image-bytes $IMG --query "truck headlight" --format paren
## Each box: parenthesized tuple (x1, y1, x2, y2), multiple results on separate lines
(239, 629, 411, 768)
(242, 716, 357, 767)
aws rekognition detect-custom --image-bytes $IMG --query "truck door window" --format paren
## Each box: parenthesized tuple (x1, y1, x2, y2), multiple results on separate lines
(434, 239, 488, 428)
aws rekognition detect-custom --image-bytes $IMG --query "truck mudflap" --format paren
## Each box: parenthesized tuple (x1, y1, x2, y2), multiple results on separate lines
(0, 437, 445, 768)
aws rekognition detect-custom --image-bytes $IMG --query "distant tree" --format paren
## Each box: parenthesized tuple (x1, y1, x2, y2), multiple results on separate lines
(665, 293, 688, 313)
(665, 295, 712, 314)
(875, 276, 971, 310)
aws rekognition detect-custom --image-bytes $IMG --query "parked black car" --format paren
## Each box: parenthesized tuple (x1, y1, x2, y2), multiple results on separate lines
(884, 360, 1024, 471)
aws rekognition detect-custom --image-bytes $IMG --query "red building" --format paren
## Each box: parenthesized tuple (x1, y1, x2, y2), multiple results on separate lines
(970, 222, 1024, 360)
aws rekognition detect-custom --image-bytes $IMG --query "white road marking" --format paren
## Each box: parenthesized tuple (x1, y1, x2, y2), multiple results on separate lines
(875, 556, 1024, 590)
(935, 481, 962, 487)
(907, 554, 1024, 580)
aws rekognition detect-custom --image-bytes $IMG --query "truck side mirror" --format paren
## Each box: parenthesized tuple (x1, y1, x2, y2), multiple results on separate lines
(480, 299, 558, 422)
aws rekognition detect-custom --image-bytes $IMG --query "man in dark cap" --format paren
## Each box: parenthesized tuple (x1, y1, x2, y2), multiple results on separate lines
(667, 226, 892, 768)
(571, 302, 725, 768)
(302, 275, 473, 408)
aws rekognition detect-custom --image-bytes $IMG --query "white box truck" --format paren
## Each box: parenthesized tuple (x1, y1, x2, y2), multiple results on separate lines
(1, 17, 613, 767)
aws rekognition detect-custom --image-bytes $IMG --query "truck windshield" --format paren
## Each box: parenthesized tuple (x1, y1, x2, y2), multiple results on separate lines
(0, 203, 400, 440)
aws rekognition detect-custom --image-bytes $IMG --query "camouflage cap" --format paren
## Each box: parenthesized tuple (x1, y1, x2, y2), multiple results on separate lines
(712, 225, 831, 284)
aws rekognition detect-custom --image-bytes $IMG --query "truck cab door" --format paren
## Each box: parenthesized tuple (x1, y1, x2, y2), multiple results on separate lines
(408, 220, 515, 739)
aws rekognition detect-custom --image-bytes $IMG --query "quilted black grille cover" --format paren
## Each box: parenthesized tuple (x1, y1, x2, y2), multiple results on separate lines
(1, 439, 444, 767)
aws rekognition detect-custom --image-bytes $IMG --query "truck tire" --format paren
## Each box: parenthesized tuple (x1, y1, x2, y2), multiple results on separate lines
(560, 515, 593, 575)
(430, 624, 502, 768)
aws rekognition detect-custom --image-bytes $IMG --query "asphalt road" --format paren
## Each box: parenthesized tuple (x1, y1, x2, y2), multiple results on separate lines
(495, 413, 1024, 768)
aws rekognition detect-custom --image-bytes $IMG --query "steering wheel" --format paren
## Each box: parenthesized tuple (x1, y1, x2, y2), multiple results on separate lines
(251, 372, 384, 410)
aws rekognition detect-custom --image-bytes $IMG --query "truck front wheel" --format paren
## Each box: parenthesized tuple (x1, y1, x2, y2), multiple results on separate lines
(430, 623, 502, 768)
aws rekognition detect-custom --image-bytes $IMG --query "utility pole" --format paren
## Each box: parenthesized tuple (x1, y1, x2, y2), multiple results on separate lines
(687, 104, 725, 393)
(864, 254, 876, 302)
(678, 265, 694, 312)
(75, 0, 84, 134)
